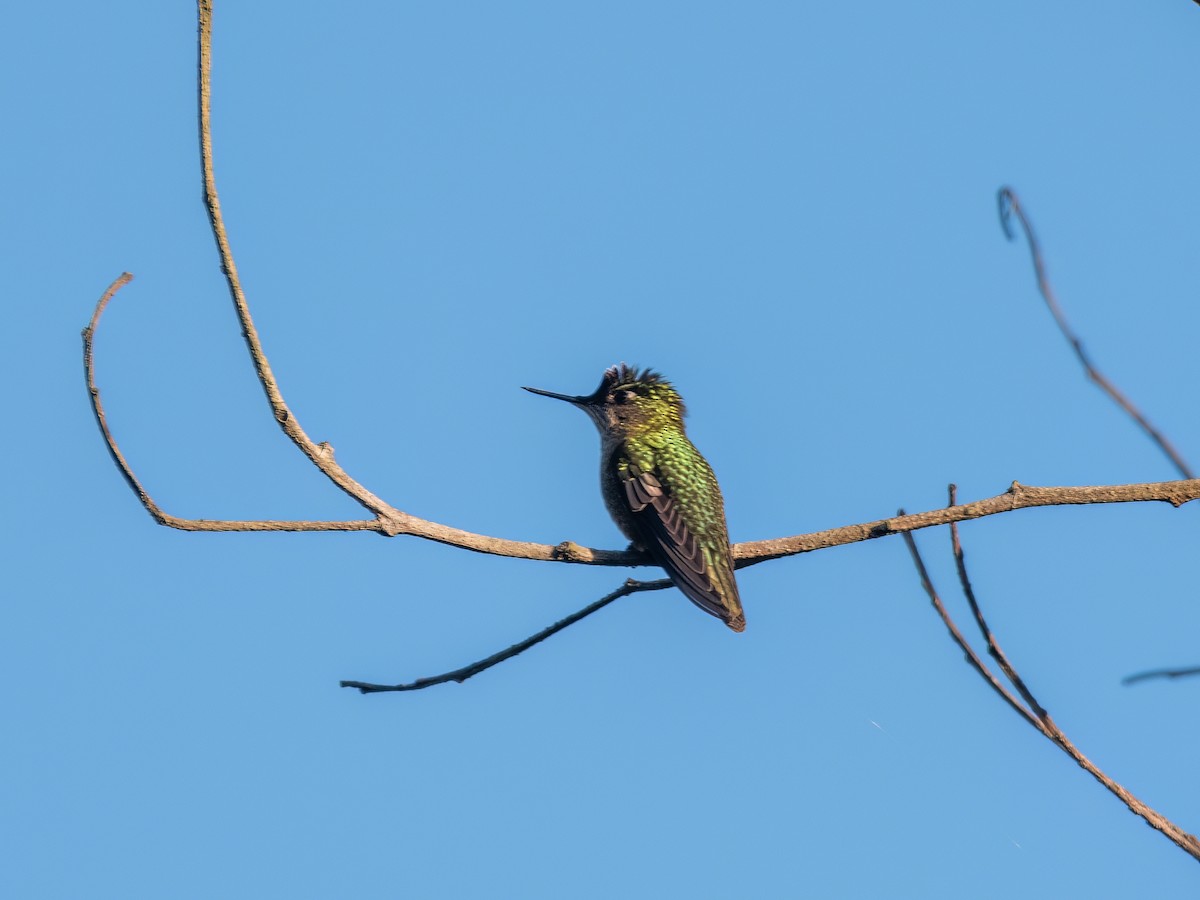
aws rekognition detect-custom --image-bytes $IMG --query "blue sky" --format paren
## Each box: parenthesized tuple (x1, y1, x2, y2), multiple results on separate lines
(5, 2, 1200, 896)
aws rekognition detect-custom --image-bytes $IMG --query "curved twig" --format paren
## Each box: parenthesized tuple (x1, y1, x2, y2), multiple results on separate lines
(905, 499, 1200, 863)
(195, 2, 647, 560)
(80, 289, 1200, 556)
(998, 187, 1194, 479)
(999, 189, 1200, 687)
(83, 281, 382, 531)
(341, 578, 666, 692)
(197, 0, 400, 518)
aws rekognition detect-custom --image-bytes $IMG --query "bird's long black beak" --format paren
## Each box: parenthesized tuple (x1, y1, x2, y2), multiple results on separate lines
(522, 385, 589, 406)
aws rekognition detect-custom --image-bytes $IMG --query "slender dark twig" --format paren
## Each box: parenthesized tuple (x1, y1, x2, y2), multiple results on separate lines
(899, 512, 1036, 725)
(998, 186, 1194, 479)
(341, 579, 667, 693)
(1122, 666, 1200, 686)
(947, 485, 1047, 719)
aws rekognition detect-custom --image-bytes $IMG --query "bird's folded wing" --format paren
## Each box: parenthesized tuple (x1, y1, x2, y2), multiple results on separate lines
(622, 464, 732, 624)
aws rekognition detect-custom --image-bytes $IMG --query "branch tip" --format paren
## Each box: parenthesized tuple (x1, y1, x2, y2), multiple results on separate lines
(997, 186, 1018, 240)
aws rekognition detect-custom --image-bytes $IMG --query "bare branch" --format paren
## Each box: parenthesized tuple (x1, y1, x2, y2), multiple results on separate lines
(341, 578, 667, 693)
(83, 281, 382, 530)
(193, 2, 649, 562)
(77, 282, 637, 566)
(196, 0, 401, 517)
(80, 288, 1200, 558)
(903, 497, 1200, 862)
(998, 186, 1194, 479)
(735, 478, 1200, 567)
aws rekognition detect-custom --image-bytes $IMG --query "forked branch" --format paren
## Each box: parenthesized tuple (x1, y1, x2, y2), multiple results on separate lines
(904, 487, 1200, 863)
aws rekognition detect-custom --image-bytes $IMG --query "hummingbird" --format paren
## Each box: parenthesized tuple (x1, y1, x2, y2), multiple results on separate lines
(524, 364, 745, 632)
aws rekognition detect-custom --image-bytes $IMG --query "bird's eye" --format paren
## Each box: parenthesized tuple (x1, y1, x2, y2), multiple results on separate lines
(615, 390, 633, 404)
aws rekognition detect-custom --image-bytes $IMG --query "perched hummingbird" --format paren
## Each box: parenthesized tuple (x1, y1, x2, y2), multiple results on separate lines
(524, 364, 745, 632)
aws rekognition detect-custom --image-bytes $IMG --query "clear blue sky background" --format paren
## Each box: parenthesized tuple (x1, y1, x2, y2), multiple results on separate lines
(5, 2, 1200, 897)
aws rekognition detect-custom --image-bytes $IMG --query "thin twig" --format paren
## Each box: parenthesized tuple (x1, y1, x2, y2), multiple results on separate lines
(194, 2, 648, 561)
(998, 186, 1194, 479)
(1122, 666, 1200, 686)
(76, 273, 625, 554)
(904, 498, 1200, 862)
(341, 579, 666, 692)
(82, 274, 149, 506)
(197, 0, 406, 518)
(947, 485, 1047, 719)
(900, 513, 1036, 726)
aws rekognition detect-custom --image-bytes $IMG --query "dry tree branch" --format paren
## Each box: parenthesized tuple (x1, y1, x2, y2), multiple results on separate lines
(82, 274, 381, 535)
(196, 0, 401, 520)
(340, 578, 667, 693)
(998, 187, 1195, 480)
(734, 479, 1198, 567)
(903, 488, 1200, 862)
(80, 281, 631, 551)
(82, 271, 1200, 565)
(80, 283, 1200, 562)
(86, 6, 1200, 571)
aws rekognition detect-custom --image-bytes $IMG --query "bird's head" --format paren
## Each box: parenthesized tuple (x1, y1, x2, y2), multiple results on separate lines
(524, 364, 687, 438)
